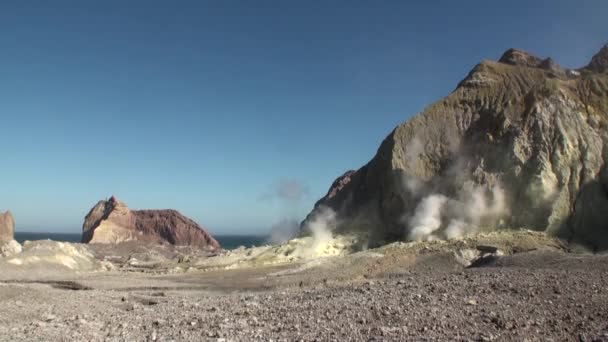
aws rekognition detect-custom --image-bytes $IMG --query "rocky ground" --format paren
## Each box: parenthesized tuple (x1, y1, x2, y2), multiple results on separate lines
(0, 232, 607, 341)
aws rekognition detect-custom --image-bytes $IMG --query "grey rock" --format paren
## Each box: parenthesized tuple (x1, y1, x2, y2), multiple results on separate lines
(303, 44, 608, 250)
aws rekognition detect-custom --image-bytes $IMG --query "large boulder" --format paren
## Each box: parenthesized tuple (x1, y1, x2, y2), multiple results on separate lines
(82, 196, 220, 249)
(304, 44, 608, 250)
(0, 211, 15, 243)
(0, 211, 21, 257)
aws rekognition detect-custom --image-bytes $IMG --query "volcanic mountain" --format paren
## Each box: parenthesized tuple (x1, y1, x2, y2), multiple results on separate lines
(304, 44, 608, 250)
(82, 196, 220, 249)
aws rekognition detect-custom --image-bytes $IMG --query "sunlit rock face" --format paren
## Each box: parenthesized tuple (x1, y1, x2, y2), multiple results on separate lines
(82, 196, 220, 249)
(0, 211, 21, 257)
(304, 44, 608, 250)
(0, 211, 15, 243)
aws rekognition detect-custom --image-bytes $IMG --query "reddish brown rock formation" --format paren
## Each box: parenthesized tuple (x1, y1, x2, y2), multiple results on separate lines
(325, 170, 355, 200)
(82, 196, 220, 249)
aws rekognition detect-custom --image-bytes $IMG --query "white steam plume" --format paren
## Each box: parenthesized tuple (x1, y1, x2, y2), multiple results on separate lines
(407, 184, 508, 241)
(408, 195, 448, 241)
(304, 206, 336, 248)
(296, 206, 337, 257)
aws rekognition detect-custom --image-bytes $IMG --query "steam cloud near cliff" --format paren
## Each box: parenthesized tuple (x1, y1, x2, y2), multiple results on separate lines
(406, 185, 507, 241)
(268, 207, 337, 252)
(267, 206, 339, 258)
(264, 179, 338, 249)
(403, 138, 508, 241)
(299, 206, 337, 255)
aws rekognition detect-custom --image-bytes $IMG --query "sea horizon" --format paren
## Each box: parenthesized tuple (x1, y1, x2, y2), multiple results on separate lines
(14, 231, 269, 250)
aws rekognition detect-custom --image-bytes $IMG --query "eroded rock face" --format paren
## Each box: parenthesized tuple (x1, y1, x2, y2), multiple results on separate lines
(304, 45, 608, 250)
(82, 196, 220, 249)
(0, 211, 15, 243)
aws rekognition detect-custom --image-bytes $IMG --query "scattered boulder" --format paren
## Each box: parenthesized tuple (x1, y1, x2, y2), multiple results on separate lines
(82, 196, 220, 249)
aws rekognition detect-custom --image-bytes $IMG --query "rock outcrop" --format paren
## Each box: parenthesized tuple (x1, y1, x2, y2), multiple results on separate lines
(0, 211, 21, 257)
(2, 240, 102, 271)
(82, 196, 220, 249)
(585, 44, 608, 73)
(0, 211, 15, 243)
(304, 44, 608, 250)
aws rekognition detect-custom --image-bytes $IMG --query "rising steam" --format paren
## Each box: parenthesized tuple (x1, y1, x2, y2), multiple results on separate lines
(407, 184, 507, 241)
(402, 135, 508, 241)
(301, 206, 337, 255)
(269, 206, 341, 259)
(408, 195, 448, 241)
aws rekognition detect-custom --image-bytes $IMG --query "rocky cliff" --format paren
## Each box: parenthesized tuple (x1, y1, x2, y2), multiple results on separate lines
(304, 44, 608, 250)
(82, 196, 220, 249)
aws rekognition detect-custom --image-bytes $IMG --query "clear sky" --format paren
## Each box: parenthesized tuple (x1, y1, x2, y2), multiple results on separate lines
(1, 1, 606, 234)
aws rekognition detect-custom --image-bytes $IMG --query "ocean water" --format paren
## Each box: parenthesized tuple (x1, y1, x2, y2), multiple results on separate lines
(13, 232, 268, 250)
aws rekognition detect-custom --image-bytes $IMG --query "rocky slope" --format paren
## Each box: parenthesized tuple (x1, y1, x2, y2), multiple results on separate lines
(82, 196, 220, 249)
(304, 44, 608, 250)
(1, 246, 607, 341)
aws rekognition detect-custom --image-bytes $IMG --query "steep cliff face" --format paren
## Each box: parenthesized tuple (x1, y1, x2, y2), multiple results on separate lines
(82, 196, 220, 249)
(304, 45, 608, 250)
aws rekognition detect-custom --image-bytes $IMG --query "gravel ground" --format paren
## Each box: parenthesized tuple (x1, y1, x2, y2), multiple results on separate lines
(1, 250, 607, 341)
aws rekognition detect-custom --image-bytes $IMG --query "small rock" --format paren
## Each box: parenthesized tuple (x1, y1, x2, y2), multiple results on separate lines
(43, 314, 56, 322)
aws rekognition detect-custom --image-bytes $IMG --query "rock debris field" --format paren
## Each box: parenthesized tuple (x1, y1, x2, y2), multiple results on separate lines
(1, 243, 607, 341)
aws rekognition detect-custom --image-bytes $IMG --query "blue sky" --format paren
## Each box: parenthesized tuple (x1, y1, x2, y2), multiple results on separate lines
(1, 1, 606, 234)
